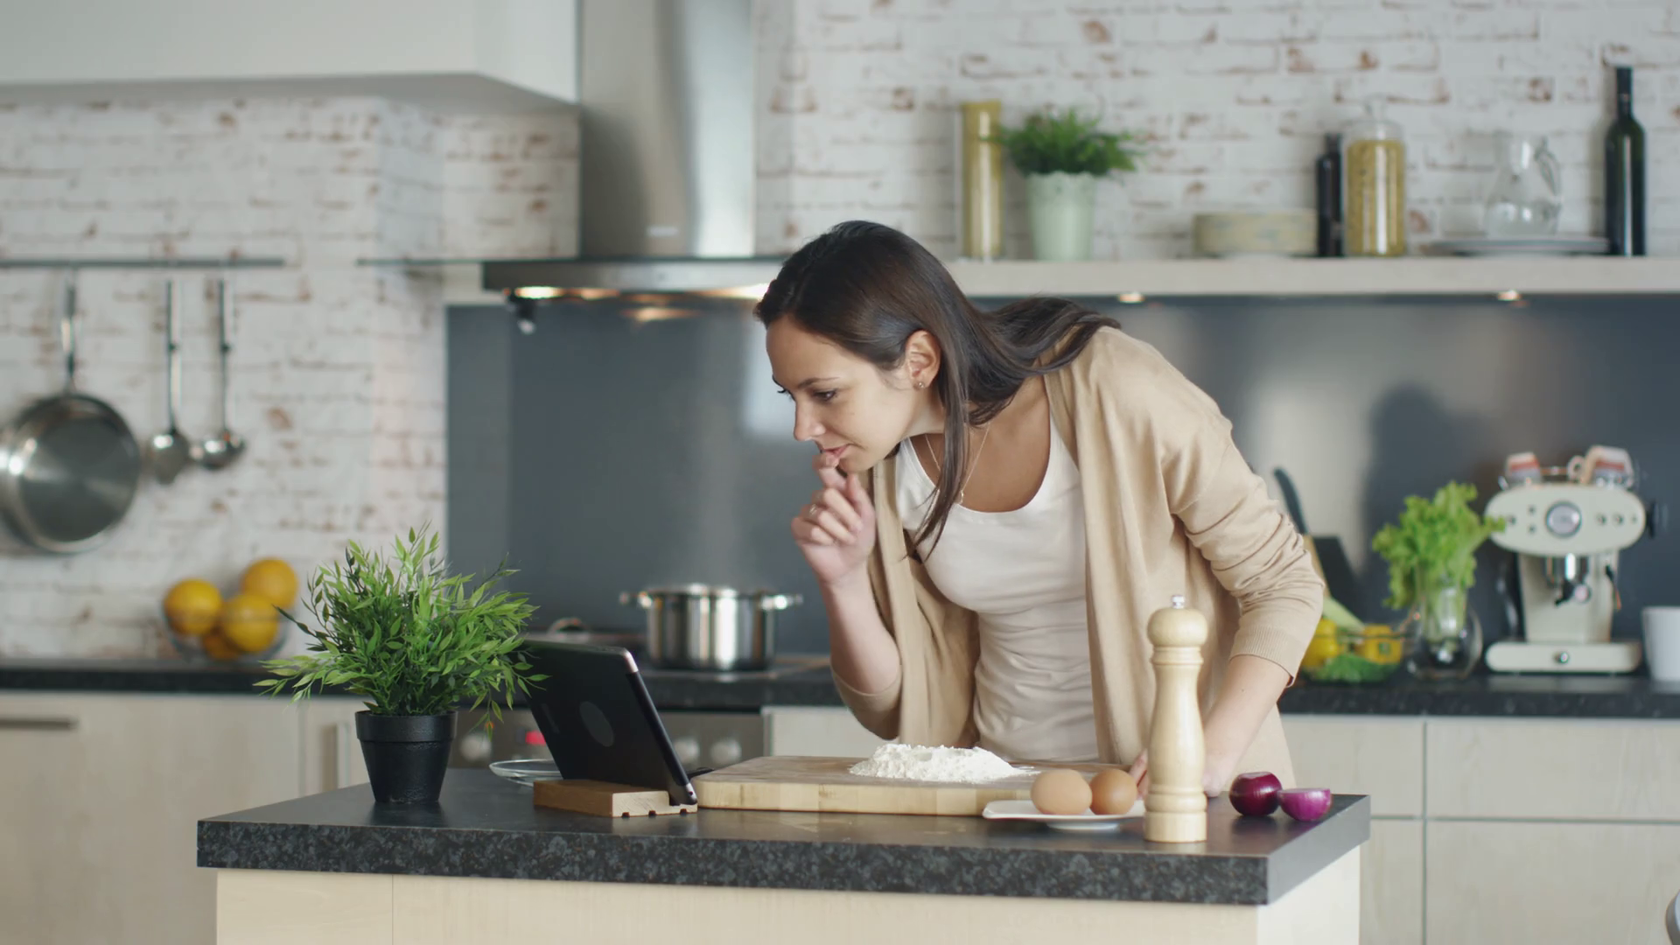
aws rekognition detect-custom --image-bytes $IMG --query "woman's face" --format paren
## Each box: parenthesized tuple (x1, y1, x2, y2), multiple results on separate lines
(765, 319, 935, 474)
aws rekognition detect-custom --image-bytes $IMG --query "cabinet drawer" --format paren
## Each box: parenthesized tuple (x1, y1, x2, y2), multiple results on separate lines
(1427, 718, 1680, 821)
(1427, 820, 1680, 945)
(1282, 716, 1424, 817)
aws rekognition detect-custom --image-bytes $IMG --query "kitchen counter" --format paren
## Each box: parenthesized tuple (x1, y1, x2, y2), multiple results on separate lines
(11, 656, 1680, 718)
(198, 769, 1367, 905)
(199, 769, 1367, 944)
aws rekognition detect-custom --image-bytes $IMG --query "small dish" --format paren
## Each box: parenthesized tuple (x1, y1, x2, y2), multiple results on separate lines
(490, 758, 561, 786)
(981, 799, 1145, 832)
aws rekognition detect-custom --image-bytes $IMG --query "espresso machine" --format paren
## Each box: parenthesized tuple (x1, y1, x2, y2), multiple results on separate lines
(1483, 447, 1651, 674)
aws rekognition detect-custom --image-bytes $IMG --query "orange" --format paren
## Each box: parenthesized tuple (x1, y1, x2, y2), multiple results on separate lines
(219, 594, 281, 653)
(201, 631, 243, 661)
(240, 558, 299, 611)
(164, 579, 223, 637)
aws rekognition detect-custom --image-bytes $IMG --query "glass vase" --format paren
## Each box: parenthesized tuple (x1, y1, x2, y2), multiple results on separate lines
(1399, 575, 1483, 681)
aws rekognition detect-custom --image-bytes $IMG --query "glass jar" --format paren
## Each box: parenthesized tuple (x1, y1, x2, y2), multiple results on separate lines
(1482, 132, 1562, 237)
(1342, 98, 1407, 257)
(1399, 573, 1483, 680)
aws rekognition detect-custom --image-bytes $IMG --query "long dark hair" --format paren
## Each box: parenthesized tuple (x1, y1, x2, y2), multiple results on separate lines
(754, 220, 1120, 554)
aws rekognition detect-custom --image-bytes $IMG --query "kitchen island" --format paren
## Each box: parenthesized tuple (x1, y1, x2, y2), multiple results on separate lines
(199, 768, 1369, 944)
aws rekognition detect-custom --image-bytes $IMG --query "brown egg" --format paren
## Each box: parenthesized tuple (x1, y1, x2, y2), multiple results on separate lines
(1030, 769, 1093, 816)
(1088, 768, 1139, 816)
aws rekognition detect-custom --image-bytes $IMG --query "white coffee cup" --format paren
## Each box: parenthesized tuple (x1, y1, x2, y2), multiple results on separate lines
(1643, 607, 1680, 682)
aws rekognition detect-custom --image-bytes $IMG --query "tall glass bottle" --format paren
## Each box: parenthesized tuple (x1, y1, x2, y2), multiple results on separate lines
(957, 100, 1005, 261)
(1604, 66, 1645, 257)
(1342, 99, 1407, 257)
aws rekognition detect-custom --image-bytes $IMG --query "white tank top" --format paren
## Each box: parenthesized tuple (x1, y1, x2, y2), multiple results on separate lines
(894, 424, 1100, 764)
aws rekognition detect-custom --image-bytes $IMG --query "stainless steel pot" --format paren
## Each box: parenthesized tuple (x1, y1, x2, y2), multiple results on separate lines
(620, 584, 802, 671)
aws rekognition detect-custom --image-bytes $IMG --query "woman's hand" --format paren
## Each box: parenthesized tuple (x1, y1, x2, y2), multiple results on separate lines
(791, 452, 877, 588)
(1126, 747, 1240, 798)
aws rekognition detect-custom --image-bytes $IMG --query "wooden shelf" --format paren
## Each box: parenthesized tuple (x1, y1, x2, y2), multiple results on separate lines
(944, 256, 1680, 299)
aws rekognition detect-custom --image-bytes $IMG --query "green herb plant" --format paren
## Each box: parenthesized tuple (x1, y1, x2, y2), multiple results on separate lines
(991, 107, 1146, 178)
(1370, 481, 1505, 612)
(257, 524, 542, 720)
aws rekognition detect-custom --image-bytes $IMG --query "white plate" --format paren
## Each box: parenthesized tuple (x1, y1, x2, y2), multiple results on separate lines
(489, 758, 560, 786)
(1426, 236, 1608, 257)
(981, 799, 1145, 832)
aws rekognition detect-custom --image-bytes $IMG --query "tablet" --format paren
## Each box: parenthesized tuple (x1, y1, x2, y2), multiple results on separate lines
(519, 639, 698, 806)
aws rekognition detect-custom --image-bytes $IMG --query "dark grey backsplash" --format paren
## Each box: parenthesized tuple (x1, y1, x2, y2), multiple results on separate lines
(448, 294, 1679, 656)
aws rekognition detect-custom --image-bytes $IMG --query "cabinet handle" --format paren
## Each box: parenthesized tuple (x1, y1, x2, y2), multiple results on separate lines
(0, 716, 78, 731)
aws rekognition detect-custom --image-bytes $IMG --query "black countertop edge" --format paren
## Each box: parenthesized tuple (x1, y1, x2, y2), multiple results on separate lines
(12, 659, 1680, 719)
(196, 771, 1370, 905)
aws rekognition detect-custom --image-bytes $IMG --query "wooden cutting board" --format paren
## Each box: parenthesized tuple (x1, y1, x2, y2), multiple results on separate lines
(693, 755, 1112, 816)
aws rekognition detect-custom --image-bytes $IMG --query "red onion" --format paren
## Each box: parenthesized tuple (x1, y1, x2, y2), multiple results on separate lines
(1228, 771, 1282, 816)
(1279, 787, 1333, 822)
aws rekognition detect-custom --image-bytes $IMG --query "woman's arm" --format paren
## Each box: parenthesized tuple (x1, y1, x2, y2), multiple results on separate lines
(821, 568, 900, 696)
(1202, 654, 1291, 789)
(1128, 654, 1290, 795)
(795, 457, 903, 730)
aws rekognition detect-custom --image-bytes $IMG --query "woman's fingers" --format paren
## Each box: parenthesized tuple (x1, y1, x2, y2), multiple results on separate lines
(792, 516, 834, 546)
(794, 500, 857, 545)
(819, 488, 862, 532)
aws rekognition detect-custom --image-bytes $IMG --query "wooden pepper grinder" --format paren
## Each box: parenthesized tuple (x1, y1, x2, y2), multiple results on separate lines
(1144, 595, 1208, 843)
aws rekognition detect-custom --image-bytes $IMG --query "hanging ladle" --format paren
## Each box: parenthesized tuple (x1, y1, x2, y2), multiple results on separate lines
(199, 277, 245, 470)
(148, 280, 198, 485)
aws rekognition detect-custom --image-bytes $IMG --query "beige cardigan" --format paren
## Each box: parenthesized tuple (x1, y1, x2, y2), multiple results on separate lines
(834, 327, 1324, 786)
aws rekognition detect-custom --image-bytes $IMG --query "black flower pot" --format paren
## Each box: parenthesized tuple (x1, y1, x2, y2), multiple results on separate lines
(355, 711, 455, 805)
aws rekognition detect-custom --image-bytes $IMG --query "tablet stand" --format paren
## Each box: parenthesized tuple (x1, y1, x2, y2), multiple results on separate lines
(532, 779, 698, 817)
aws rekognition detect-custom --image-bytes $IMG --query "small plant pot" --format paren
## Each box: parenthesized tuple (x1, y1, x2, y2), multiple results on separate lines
(355, 711, 455, 805)
(1025, 171, 1099, 261)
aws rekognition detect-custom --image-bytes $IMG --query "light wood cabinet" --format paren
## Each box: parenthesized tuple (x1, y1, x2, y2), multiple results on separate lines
(1361, 820, 1423, 945)
(763, 706, 886, 758)
(1283, 716, 1424, 817)
(1426, 717, 1680, 821)
(1427, 821, 1680, 945)
(300, 697, 372, 794)
(0, 692, 301, 945)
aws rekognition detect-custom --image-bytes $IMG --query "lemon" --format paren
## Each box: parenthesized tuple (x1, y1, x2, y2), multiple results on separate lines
(1300, 617, 1344, 671)
(201, 631, 243, 662)
(164, 579, 223, 637)
(240, 558, 299, 611)
(219, 594, 281, 653)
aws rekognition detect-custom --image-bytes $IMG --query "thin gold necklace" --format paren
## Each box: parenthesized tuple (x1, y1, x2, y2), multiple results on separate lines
(922, 423, 992, 504)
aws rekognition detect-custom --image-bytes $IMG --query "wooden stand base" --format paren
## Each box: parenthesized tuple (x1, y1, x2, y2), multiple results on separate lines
(531, 779, 697, 818)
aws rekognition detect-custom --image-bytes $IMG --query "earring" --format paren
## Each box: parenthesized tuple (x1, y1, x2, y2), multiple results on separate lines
(915, 381, 925, 390)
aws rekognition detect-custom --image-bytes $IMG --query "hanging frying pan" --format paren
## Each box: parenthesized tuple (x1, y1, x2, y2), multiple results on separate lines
(0, 277, 143, 553)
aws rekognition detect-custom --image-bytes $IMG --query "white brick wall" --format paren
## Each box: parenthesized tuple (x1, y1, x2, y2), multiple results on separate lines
(0, 97, 577, 658)
(759, 0, 1680, 258)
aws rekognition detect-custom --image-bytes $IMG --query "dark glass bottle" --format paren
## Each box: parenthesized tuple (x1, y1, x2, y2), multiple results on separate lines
(1604, 66, 1645, 256)
(1316, 133, 1343, 257)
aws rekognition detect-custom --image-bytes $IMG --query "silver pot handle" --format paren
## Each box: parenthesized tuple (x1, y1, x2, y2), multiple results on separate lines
(758, 593, 803, 611)
(620, 591, 654, 609)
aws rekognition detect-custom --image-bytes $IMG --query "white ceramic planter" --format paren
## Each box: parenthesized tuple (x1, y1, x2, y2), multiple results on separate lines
(1025, 172, 1098, 262)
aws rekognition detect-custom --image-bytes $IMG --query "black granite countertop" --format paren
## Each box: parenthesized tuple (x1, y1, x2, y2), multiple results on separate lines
(11, 656, 1680, 719)
(198, 768, 1369, 905)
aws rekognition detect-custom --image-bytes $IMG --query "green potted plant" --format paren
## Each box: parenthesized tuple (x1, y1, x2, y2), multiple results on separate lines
(257, 525, 541, 805)
(992, 106, 1146, 262)
(1371, 482, 1505, 680)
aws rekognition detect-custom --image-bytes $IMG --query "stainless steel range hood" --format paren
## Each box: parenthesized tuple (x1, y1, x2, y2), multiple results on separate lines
(482, 0, 783, 299)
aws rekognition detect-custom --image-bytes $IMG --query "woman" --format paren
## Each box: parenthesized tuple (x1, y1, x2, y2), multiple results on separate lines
(757, 221, 1323, 794)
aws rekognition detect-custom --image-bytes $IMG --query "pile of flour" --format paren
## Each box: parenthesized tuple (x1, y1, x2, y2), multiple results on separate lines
(847, 744, 1033, 784)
